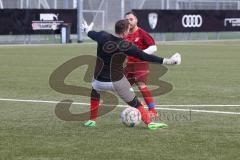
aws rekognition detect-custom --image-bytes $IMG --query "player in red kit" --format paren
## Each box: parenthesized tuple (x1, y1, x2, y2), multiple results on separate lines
(124, 12, 159, 118)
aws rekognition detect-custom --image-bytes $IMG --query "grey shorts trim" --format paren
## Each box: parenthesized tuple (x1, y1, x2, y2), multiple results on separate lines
(92, 76, 135, 102)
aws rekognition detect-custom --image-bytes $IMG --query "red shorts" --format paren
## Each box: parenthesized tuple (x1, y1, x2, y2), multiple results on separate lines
(124, 62, 149, 85)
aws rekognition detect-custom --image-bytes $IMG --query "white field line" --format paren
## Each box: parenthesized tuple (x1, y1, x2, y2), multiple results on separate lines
(0, 98, 240, 115)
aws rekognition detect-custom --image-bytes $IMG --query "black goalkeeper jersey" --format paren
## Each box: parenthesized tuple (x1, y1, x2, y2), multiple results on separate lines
(87, 30, 164, 82)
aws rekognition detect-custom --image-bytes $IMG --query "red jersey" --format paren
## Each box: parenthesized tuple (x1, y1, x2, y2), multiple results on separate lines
(125, 27, 155, 63)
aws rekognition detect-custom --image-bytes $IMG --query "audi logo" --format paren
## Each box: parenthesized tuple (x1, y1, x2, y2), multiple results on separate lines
(182, 15, 203, 28)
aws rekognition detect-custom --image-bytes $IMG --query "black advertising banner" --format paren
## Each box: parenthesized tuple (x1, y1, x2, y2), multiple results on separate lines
(133, 9, 240, 32)
(1, 9, 240, 34)
(0, 9, 77, 35)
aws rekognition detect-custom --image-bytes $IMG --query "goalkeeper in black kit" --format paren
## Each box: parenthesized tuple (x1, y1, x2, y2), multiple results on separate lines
(81, 19, 181, 130)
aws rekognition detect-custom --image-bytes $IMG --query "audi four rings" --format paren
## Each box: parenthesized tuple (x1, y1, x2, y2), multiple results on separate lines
(182, 15, 203, 27)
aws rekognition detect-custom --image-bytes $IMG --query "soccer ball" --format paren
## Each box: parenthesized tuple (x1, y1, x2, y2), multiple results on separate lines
(121, 107, 142, 127)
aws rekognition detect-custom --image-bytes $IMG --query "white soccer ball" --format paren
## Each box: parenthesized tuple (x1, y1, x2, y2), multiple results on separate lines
(121, 107, 142, 127)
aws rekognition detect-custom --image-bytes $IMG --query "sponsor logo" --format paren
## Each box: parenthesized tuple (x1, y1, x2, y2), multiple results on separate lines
(224, 18, 240, 27)
(40, 13, 59, 21)
(148, 12, 158, 29)
(32, 13, 63, 31)
(182, 15, 203, 28)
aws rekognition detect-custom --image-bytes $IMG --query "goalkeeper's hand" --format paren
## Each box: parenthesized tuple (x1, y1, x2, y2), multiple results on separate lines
(81, 20, 94, 34)
(163, 53, 181, 65)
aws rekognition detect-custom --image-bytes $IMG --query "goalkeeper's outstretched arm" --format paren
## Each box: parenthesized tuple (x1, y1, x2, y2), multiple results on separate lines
(125, 44, 181, 65)
(87, 31, 107, 44)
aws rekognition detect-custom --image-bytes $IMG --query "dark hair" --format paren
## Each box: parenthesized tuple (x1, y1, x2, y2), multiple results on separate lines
(125, 11, 137, 17)
(115, 19, 130, 34)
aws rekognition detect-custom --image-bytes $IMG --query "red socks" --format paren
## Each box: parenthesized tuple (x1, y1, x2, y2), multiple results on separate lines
(139, 85, 156, 109)
(90, 95, 152, 125)
(90, 99, 100, 121)
(137, 106, 151, 125)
